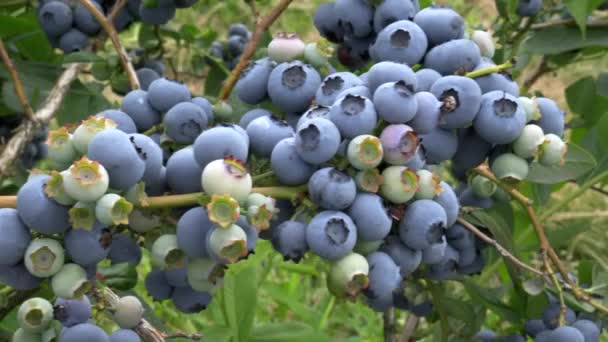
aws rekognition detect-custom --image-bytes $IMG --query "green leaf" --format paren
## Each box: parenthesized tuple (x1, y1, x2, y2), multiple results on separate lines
(63, 51, 105, 64)
(98, 263, 138, 290)
(249, 322, 331, 342)
(597, 72, 608, 97)
(461, 278, 521, 322)
(578, 260, 594, 285)
(527, 143, 597, 184)
(442, 297, 480, 335)
(205, 62, 227, 97)
(522, 278, 545, 296)
(495, 0, 518, 20)
(222, 263, 258, 342)
(565, 76, 608, 126)
(522, 27, 608, 55)
(564, 0, 605, 37)
(525, 293, 549, 318)
(264, 284, 318, 326)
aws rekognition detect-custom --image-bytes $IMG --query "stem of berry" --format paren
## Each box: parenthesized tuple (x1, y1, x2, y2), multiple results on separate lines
(465, 60, 514, 78)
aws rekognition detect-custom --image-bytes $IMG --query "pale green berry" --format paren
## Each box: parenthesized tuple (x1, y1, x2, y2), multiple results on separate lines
(471, 175, 497, 199)
(518, 97, 540, 122)
(40, 321, 62, 342)
(207, 224, 248, 264)
(187, 257, 225, 292)
(72, 116, 117, 154)
(493, 187, 511, 202)
(51, 263, 89, 299)
(355, 168, 384, 193)
(128, 209, 162, 233)
(213, 101, 233, 122)
(63, 157, 109, 203)
(207, 194, 240, 229)
(24, 238, 65, 278)
(95, 193, 133, 226)
(491, 153, 529, 181)
(303, 42, 328, 67)
(415, 169, 442, 200)
(114, 295, 144, 329)
(12, 328, 40, 342)
(268, 32, 306, 63)
(380, 166, 418, 204)
(347, 135, 384, 170)
(43, 170, 77, 206)
(353, 239, 383, 256)
(201, 157, 252, 204)
(513, 124, 545, 159)
(327, 252, 369, 298)
(471, 30, 495, 58)
(246, 193, 277, 231)
(124, 182, 148, 207)
(69, 201, 96, 230)
(151, 234, 185, 270)
(17, 297, 53, 333)
(46, 127, 78, 166)
(538, 134, 567, 166)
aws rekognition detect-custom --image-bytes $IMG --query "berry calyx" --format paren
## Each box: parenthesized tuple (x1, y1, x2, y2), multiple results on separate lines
(207, 194, 240, 228)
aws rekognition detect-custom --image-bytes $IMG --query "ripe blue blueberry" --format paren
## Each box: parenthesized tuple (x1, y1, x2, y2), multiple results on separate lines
(146, 78, 191, 113)
(306, 211, 357, 260)
(163, 102, 208, 144)
(347, 193, 392, 241)
(235, 58, 275, 105)
(171, 285, 212, 313)
(270, 137, 316, 185)
(547, 326, 585, 342)
(517, 0, 542, 17)
(329, 94, 377, 139)
(308, 167, 357, 210)
(335, 0, 374, 38)
(419, 128, 458, 164)
(38, 1, 73, 37)
(271, 220, 309, 262)
(414, 6, 464, 46)
(267, 61, 321, 113)
(542, 302, 576, 329)
(193, 124, 249, 169)
(474, 91, 526, 144)
(191, 97, 214, 125)
(366, 61, 417, 94)
(451, 128, 493, 176)
(415, 69, 442, 92)
(473, 60, 520, 96)
(313, 2, 344, 43)
(246, 116, 294, 157)
(136, 68, 161, 91)
(421, 235, 448, 265)
(0, 263, 42, 290)
(64, 225, 110, 267)
(165, 147, 203, 194)
(59, 29, 89, 53)
(73, 2, 101, 35)
(139, 2, 176, 25)
(17, 175, 70, 234)
(54, 296, 91, 328)
(370, 20, 428, 65)
(373, 81, 418, 123)
(177, 207, 213, 258)
(523, 319, 546, 337)
(110, 329, 141, 342)
(364, 251, 402, 312)
(60, 323, 110, 342)
(380, 235, 422, 277)
(144, 269, 173, 301)
(399, 200, 447, 250)
(108, 234, 142, 266)
(534, 97, 565, 137)
(295, 117, 341, 164)
(424, 39, 481, 75)
(239, 108, 271, 129)
(572, 320, 601, 342)
(296, 105, 330, 129)
(315, 72, 363, 106)
(0, 208, 31, 266)
(430, 75, 483, 129)
(120, 90, 161, 132)
(373, 0, 418, 32)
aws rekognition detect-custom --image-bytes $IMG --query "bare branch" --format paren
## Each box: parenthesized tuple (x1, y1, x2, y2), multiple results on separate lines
(0, 38, 35, 120)
(398, 315, 419, 342)
(107, 0, 127, 22)
(0, 63, 81, 177)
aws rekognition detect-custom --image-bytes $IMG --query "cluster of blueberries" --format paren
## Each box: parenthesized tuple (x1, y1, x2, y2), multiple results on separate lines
(208, 23, 253, 70)
(37, 0, 200, 53)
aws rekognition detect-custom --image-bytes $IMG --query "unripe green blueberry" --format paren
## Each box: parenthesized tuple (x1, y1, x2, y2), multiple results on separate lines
(246, 193, 277, 230)
(353, 239, 383, 256)
(95, 193, 133, 226)
(355, 168, 384, 193)
(124, 182, 147, 207)
(128, 209, 162, 233)
(513, 124, 545, 159)
(24, 238, 65, 278)
(492, 187, 511, 202)
(518, 97, 540, 122)
(207, 224, 248, 264)
(47, 127, 78, 166)
(17, 297, 53, 333)
(187, 257, 225, 292)
(43, 171, 77, 206)
(380, 166, 418, 204)
(213, 101, 233, 122)
(491, 153, 529, 181)
(303, 42, 328, 68)
(51, 263, 89, 299)
(471, 30, 495, 58)
(201, 157, 252, 204)
(68, 201, 96, 230)
(471, 175, 497, 198)
(151, 234, 185, 270)
(538, 134, 567, 166)
(40, 321, 62, 342)
(72, 116, 117, 154)
(207, 194, 240, 228)
(347, 135, 384, 170)
(327, 252, 369, 298)
(12, 328, 40, 342)
(415, 169, 442, 200)
(114, 295, 144, 329)
(268, 32, 306, 63)
(63, 157, 110, 203)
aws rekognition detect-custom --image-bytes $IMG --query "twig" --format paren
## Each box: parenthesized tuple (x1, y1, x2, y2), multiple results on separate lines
(76, 0, 139, 90)
(0, 38, 35, 120)
(0, 63, 81, 177)
(218, 0, 294, 101)
(383, 308, 396, 342)
(457, 217, 544, 277)
(107, 0, 127, 22)
(569, 180, 608, 197)
(521, 56, 548, 91)
(165, 332, 202, 340)
(398, 315, 419, 342)
(543, 253, 567, 326)
(531, 18, 608, 30)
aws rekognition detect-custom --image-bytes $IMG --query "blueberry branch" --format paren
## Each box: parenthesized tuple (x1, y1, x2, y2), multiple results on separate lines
(543, 253, 567, 326)
(399, 314, 420, 342)
(217, 0, 295, 101)
(464, 60, 514, 79)
(77, 0, 140, 90)
(0, 38, 35, 121)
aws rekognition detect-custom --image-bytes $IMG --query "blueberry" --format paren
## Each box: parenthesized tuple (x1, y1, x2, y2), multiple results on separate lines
(517, 0, 542, 17)
(364, 251, 402, 312)
(451, 128, 493, 176)
(315, 72, 363, 106)
(472, 30, 496, 58)
(380, 166, 418, 203)
(171, 286, 212, 313)
(430, 75, 482, 129)
(174, 0, 198, 7)
(121, 90, 161, 131)
(459, 186, 494, 209)
(415, 69, 442, 92)
(296, 105, 330, 129)
(335, 85, 372, 101)
(229, 23, 251, 39)
(271, 137, 316, 185)
(380, 235, 421, 277)
(572, 320, 601, 342)
(370, 20, 428, 65)
(347, 134, 383, 170)
(176, 207, 213, 258)
(139, 2, 176, 25)
(542, 302, 576, 329)
(238, 215, 258, 253)
(108, 234, 141, 266)
(366, 61, 417, 94)
(335, 0, 374, 38)
(87, 128, 145, 190)
(491, 153, 529, 181)
(61, 323, 110, 342)
(533, 97, 565, 137)
(427, 245, 459, 280)
(38, 1, 73, 37)
(54, 296, 91, 328)
(327, 252, 369, 298)
(539, 133, 567, 166)
(419, 128, 458, 164)
(235, 58, 275, 105)
(473, 60, 519, 96)
(145, 269, 173, 301)
(146, 78, 191, 113)
(268, 33, 306, 63)
(191, 97, 214, 125)
(523, 319, 546, 337)
(165, 147, 203, 194)
(329, 95, 377, 139)
(0, 263, 42, 290)
(64, 225, 110, 266)
(267, 61, 321, 113)
(95, 110, 137, 134)
(399, 199, 447, 250)
(246, 116, 294, 157)
(201, 159, 252, 204)
(59, 29, 89, 53)
(165, 263, 188, 287)
(414, 6, 464, 47)
(474, 91, 526, 144)
(313, 2, 344, 43)
(406, 92, 440, 134)
(17, 175, 70, 234)
(548, 326, 585, 342)
(128, 133, 163, 184)
(164, 102, 208, 144)
(421, 235, 448, 265)
(294, 117, 341, 164)
(373, 81, 418, 123)
(109, 329, 141, 342)
(17, 297, 54, 333)
(373, 0, 418, 32)
(338, 35, 374, 70)
(205, 224, 248, 264)
(136, 68, 161, 91)
(0, 208, 30, 266)
(271, 220, 309, 262)
(475, 330, 497, 341)
(513, 124, 545, 159)
(347, 193, 392, 241)
(193, 124, 249, 169)
(74, 2, 102, 35)
(308, 167, 357, 210)
(424, 39, 481, 75)
(306, 211, 357, 260)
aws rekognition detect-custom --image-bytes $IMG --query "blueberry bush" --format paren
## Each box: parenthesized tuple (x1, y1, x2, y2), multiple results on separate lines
(1, 0, 608, 341)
